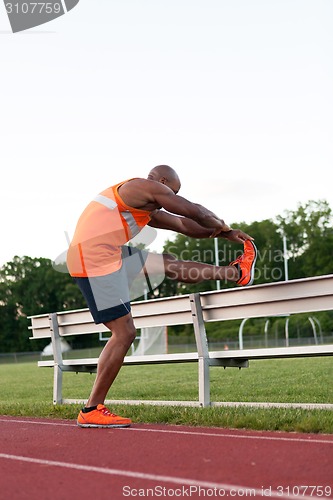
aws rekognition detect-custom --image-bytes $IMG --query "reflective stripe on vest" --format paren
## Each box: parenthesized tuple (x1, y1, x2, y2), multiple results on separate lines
(94, 194, 140, 239)
(94, 194, 117, 210)
(121, 210, 141, 238)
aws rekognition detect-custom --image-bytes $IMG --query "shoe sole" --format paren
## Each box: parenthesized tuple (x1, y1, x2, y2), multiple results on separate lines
(239, 241, 257, 287)
(77, 422, 131, 428)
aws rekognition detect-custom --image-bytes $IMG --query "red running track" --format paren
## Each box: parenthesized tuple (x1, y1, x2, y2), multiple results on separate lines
(0, 416, 332, 500)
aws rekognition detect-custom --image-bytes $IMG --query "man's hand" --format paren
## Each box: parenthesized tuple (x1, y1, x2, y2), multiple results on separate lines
(218, 229, 254, 244)
(209, 222, 232, 238)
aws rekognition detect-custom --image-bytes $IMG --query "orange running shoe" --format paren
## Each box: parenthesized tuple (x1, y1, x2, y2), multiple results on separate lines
(229, 240, 257, 286)
(77, 404, 132, 428)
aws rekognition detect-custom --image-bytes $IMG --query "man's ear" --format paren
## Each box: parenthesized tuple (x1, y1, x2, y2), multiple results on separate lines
(160, 177, 167, 185)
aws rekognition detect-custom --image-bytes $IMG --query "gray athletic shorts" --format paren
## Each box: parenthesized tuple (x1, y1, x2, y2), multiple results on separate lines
(74, 246, 149, 324)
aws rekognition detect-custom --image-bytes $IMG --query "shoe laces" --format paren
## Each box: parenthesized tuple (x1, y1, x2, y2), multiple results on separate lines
(98, 405, 117, 417)
(232, 254, 244, 265)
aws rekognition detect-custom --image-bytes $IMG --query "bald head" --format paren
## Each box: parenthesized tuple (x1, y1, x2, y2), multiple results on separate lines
(147, 165, 181, 194)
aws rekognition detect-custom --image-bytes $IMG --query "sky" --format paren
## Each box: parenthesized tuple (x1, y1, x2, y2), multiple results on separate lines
(0, 0, 332, 267)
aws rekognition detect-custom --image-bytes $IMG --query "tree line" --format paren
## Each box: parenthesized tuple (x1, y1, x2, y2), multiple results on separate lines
(0, 200, 332, 352)
(158, 199, 333, 341)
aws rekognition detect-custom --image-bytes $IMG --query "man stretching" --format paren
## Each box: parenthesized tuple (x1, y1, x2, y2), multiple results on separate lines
(67, 165, 257, 428)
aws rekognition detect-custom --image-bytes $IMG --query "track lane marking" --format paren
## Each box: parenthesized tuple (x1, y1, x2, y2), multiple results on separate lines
(127, 426, 333, 444)
(0, 452, 326, 500)
(0, 418, 332, 444)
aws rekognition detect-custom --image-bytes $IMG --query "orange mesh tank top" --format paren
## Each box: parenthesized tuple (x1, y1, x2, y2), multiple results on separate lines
(67, 179, 152, 277)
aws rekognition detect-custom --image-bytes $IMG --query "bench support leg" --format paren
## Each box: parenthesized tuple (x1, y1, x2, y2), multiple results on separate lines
(198, 357, 210, 407)
(53, 364, 63, 405)
(190, 293, 211, 407)
(49, 313, 64, 405)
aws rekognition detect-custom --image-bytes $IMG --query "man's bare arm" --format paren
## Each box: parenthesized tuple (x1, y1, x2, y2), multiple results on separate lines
(119, 178, 230, 233)
(149, 211, 214, 238)
(151, 184, 231, 235)
(149, 211, 253, 243)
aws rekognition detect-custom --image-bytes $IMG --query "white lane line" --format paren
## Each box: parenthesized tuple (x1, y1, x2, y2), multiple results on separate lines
(0, 418, 332, 445)
(127, 427, 333, 445)
(0, 452, 323, 500)
(0, 418, 72, 426)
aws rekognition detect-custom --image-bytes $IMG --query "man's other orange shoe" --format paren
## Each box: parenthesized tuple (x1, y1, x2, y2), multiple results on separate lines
(77, 404, 132, 428)
(229, 240, 257, 286)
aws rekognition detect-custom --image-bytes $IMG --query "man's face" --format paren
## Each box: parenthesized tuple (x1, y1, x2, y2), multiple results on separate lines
(166, 178, 181, 195)
(147, 167, 181, 195)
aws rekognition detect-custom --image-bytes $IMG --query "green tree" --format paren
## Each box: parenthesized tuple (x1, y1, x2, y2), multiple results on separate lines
(276, 199, 333, 278)
(154, 200, 333, 341)
(0, 256, 86, 352)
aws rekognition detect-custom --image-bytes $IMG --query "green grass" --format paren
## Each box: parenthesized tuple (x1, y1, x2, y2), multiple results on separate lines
(0, 357, 332, 433)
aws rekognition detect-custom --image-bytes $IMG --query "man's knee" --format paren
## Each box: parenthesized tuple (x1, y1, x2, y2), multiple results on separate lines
(126, 325, 137, 344)
(119, 317, 137, 345)
(104, 314, 137, 345)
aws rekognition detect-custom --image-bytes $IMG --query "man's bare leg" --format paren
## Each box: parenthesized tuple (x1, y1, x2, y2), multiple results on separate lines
(164, 257, 239, 283)
(143, 252, 239, 284)
(86, 312, 136, 407)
